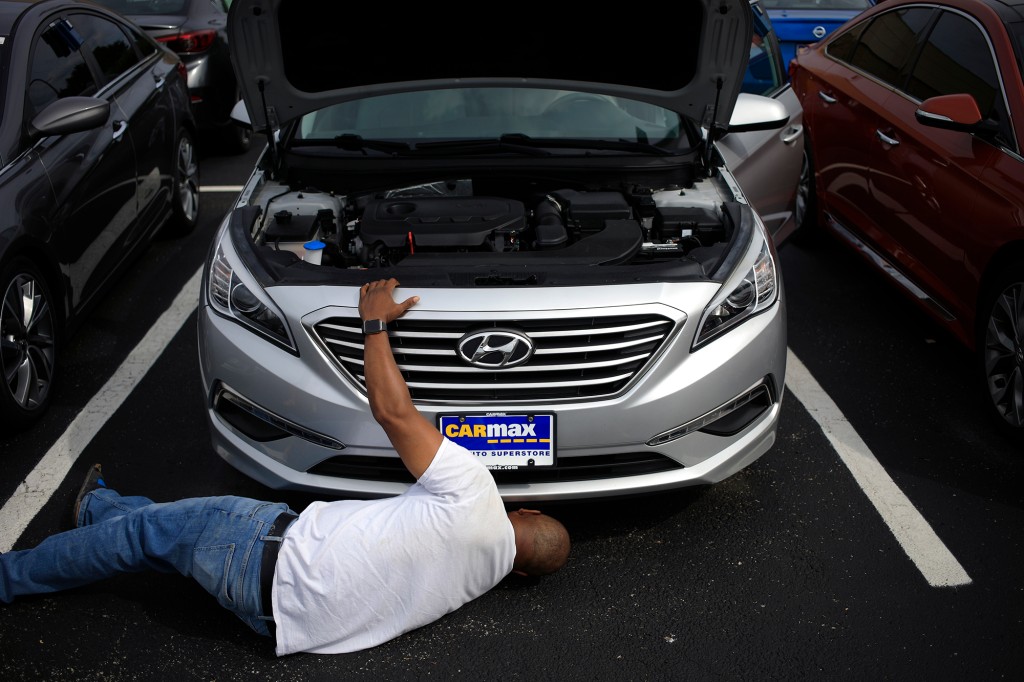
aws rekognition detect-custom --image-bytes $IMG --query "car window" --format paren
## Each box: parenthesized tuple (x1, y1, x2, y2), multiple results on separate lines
(128, 25, 158, 58)
(27, 18, 98, 117)
(1011, 21, 1024, 79)
(762, 0, 871, 8)
(905, 10, 1012, 149)
(296, 87, 683, 147)
(906, 11, 999, 111)
(844, 8, 935, 88)
(97, 0, 191, 14)
(743, 2, 785, 96)
(71, 14, 141, 83)
(826, 20, 868, 62)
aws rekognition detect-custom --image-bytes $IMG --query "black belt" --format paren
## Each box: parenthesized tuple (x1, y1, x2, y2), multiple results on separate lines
(260, 511, 298, 630)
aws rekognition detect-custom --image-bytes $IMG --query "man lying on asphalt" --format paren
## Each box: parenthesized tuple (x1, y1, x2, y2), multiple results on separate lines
(0, 278, 571, 655)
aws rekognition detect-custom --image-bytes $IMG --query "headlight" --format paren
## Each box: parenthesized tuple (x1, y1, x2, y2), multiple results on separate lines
(693, 220, 779, 349)
(205, 221, 297, 352)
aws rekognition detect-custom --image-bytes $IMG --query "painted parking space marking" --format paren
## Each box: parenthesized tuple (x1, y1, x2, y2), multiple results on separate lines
(0, 268, 202, 553)
(786, 349, 972, 588)
(199, 185, 244, 193)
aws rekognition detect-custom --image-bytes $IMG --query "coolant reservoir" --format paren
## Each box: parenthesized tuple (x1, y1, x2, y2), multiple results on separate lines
(263, 190, 343, 258)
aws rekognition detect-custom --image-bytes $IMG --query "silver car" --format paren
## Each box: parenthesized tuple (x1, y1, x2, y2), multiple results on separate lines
(198, 0, 789, 501)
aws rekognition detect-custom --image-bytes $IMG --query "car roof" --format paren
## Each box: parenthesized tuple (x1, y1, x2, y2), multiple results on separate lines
(0, 1, 35, 34)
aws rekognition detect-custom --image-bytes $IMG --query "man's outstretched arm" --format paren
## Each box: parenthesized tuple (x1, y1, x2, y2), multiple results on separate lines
(359, 278, 443, 480)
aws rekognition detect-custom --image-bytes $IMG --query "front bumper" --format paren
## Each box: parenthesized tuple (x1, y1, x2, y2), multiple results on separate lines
(198, 281, 787, 502)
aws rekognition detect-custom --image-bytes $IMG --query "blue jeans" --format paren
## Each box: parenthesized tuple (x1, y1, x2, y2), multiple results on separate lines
(0, 488, 294, 636)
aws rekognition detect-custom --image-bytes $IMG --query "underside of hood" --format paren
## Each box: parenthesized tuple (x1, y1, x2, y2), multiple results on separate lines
(227, 0, 752, 132)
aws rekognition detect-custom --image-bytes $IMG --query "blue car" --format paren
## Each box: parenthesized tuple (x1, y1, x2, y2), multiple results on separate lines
(762, 0, 874, 66)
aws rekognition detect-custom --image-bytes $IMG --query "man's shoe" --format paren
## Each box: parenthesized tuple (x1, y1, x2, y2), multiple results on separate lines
(73, 464, 106, 527)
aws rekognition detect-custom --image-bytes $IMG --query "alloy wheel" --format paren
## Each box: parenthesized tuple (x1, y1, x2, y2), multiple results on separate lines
(1, 270, 56, 411)
(983, 281, 1024, 428)
(794, 151, 810, 231)
(176, 133, 199, 225)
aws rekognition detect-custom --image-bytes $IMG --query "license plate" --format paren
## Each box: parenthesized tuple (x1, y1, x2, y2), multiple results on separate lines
(438, 413, 555, 469)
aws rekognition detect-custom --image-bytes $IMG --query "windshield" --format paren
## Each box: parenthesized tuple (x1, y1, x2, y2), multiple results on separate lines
(761, 0, 870, 9)
(295, 88, 683, 147)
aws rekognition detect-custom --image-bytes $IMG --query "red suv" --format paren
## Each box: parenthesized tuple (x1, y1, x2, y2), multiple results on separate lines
(791, 0, 1024, 442)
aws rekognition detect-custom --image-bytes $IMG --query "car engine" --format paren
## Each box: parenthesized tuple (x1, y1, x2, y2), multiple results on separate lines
(248, 177, 740, 271)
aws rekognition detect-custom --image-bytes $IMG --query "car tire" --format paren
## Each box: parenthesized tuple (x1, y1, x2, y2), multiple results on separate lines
(0, 257, 59, 431)
(167, 128, 200, 236)
(790, 141, 819, 245)
(976, 260, 1024, 444)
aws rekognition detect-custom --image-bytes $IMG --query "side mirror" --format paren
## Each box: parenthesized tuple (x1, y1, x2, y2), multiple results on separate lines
(915, 93, 991, 134)
(727, 93, 789, 133)
(230, 99, 252, 128)
(28, 97, 110, 140)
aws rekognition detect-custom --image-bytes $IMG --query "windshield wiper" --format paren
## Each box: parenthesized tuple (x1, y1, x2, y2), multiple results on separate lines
(415, 133, 673, 156)
(412, 134, 552, 156)
(331, 134, 412, 154)
(526, 136, 675, 155)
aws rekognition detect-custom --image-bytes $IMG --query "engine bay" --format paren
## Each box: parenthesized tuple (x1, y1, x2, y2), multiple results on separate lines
(246, 176, 742, 274)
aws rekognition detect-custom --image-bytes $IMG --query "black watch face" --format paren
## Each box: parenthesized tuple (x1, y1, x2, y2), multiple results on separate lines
(363, 319, 386, 334)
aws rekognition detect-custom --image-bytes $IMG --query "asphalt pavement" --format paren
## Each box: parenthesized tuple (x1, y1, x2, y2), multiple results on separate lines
(1, 146, 1021, 680)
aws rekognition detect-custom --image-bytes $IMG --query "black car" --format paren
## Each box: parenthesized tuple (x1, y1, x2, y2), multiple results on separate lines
(0, 0, 199, 431)
(91, 0, 250, 154)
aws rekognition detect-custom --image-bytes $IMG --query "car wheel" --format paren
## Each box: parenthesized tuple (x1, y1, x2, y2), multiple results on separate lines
(0, 257, 59, 431)
(168, 128, 200, 236)
(791, 142, 819, 245)
(977, 262, 1024, 443)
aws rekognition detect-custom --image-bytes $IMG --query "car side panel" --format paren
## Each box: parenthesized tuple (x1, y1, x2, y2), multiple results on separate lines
(113, 51, 181, 241)
(0, 150, 57, 271)
(719, 86, 803, 241)
(869, 89, 1006, 342)
(798, 49, 899, 253)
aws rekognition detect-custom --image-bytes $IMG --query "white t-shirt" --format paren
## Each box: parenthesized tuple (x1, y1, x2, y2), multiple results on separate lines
(272, 438, 516, 655)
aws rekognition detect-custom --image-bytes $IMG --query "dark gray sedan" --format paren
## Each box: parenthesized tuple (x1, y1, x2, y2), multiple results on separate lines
(0, 0, 198, 431)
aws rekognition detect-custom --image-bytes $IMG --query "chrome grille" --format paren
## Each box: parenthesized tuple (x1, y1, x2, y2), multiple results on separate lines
(311, 314, 675, 402)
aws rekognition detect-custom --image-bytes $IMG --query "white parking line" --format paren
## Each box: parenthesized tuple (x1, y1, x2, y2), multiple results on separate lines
(0, 267, 202, 553)
(199, 185, 244, 193)
(786, 349, 972, 587)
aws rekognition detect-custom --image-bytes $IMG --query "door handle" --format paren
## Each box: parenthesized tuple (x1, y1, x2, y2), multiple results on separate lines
(112, 120, 128, 141)
(818, 91, 837, 104)
(875, 129, 899, 146)
(153, 75, 166, 90)
(781, 126, 803, 145)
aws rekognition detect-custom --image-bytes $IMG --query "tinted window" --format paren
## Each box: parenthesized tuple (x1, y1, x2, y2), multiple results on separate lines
(847, 8, 934, 87)
(906, 11, 999, 112)
(129, 25, 157, 58)
(27, 18, 97, 115)
(826, 22, 866, 62)
(743, 4, 784, 96)
(907, 10, 1011, 148)
(72, 14, 140, 83)
(1010, 21, 1024, 77)
(94, 0, 190, 14)
(763, 0, 870, 8)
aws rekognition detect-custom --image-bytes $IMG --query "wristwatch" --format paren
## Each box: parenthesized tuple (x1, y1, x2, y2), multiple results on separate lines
(362, 319, 387, 335)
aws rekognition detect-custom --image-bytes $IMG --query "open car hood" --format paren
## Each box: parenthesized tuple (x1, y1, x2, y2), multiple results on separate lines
(227, 0, 752, 132)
